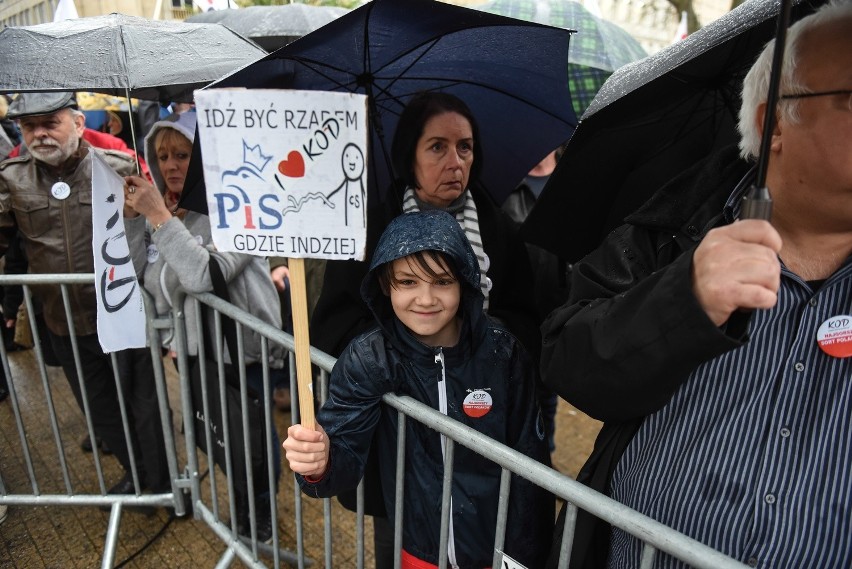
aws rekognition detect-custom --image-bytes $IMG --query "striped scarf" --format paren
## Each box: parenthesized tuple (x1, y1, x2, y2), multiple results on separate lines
(402, 187, 490, 311)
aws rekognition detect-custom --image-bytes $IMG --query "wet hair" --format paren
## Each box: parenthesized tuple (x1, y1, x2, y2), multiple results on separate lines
(154, 127, 192, 157)
(738, 0, 852, 160)
(377, 250, 460, 295)
(391, 92, 483, 192)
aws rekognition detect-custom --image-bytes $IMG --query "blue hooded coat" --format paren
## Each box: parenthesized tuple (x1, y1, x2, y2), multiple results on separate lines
(298, 210, 553, 568)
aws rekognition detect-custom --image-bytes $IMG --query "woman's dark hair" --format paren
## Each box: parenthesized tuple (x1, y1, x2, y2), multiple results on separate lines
(390, 92, 483, 192)
(377, 250, 460, 296)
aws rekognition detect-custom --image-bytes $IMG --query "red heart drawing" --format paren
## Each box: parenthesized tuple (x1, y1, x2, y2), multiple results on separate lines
(278, 150, 305, 178)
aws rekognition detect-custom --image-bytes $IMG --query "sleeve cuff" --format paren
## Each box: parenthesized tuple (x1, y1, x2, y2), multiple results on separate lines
(303, 454, 330, 484)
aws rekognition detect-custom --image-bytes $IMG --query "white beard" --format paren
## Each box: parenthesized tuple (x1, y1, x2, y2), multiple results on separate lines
(30, 135, 78, 167)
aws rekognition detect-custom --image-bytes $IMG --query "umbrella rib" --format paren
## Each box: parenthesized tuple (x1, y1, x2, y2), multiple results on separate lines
(362, 0, 377, 89)
(378, 75, 577, 127)
(375, 37, 440, 97)
(118, 23, 131, 90)
(285, 57, 363, 92)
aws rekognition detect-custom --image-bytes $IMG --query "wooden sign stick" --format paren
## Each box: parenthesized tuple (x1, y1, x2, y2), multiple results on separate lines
(287, 257, 315, 430)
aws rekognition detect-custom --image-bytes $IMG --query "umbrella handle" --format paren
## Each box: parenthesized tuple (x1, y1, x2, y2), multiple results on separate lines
(743, 0, 793, 222)
(740, 184, 772, 221)
(125, 88, 142, 177)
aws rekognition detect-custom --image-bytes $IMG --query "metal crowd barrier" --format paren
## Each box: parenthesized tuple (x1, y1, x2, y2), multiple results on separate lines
(0, 274, 750, 569)
(0, 274, 186, 569)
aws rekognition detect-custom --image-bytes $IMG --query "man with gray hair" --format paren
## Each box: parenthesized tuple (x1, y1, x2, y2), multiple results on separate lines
(541, 1, 852, 567)
(0, 92, 170, 497)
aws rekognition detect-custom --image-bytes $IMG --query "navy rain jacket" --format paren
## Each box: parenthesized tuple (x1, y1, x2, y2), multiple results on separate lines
(298, 210, 553, 568)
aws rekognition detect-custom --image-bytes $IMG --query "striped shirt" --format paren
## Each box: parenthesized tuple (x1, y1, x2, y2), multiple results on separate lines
(608, 187, 852, 568)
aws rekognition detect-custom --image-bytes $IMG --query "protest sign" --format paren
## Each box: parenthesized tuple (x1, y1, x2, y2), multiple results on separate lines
(195, 89, 369, 428)
(194, 89, 368, 260)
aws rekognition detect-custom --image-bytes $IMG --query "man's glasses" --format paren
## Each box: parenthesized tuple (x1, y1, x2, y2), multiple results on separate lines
(779, 89, 852, 112)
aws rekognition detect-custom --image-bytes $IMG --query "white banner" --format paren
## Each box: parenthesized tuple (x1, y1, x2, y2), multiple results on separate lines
(91, 152, 147, 353)
(53, 0, 79, 22)
(195, 89, 369, 261)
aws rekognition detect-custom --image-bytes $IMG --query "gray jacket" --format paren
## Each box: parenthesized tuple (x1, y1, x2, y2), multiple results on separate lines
(0, 142, 137, 335)
(131, 111, 284, 366)
(134, 212, 285, 367)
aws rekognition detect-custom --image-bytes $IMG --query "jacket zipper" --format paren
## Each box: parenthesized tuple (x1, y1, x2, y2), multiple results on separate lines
(435, 349, 459, 568)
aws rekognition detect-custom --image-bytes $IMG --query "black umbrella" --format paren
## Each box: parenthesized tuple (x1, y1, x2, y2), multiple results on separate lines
(181, 0, 577, 214)
(186, 4, 348, 53)
(522, 0, 827, 262)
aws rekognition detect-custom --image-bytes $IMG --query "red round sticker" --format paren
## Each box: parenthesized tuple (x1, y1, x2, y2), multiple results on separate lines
(462, 390, 492, 418)
(816, 315, 852, 358)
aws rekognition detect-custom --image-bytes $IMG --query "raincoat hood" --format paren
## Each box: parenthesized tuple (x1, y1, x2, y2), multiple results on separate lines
(361, 210, 485, 351)
(143, 110, 196, 194)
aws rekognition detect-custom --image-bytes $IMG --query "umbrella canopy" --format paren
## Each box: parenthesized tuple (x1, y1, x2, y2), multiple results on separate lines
(0, 13, 266, 102)
(522, 0, 827, 263)
(190, 0, 577, 213)
(186, 5, 349, 52)
(481, 0, 646, 115)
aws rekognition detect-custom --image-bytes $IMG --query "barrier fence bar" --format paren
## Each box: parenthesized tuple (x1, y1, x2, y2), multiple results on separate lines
(0, 274, 750, 569)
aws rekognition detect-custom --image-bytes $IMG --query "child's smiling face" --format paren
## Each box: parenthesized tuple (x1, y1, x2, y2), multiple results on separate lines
(388, 254, 461, 347)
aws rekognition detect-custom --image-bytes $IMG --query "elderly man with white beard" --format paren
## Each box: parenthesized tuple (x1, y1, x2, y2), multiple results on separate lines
(0, 92, 172, 499)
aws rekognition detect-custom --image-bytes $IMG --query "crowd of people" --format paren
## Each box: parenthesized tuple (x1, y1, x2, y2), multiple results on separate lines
(0, 1, 850, 568)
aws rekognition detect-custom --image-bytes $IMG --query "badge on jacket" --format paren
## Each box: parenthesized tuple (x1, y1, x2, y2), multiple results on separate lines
(463, 388, 492, 418)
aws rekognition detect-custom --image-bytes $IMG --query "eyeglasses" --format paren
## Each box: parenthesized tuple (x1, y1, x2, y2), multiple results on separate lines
(779, 89, 852, 112)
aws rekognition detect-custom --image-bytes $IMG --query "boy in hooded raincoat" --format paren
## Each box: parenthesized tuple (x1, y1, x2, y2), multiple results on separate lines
(284, 210, 553, 569)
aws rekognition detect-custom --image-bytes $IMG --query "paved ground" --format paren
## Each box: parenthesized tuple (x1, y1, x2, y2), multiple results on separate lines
(0, 346, 602, 568)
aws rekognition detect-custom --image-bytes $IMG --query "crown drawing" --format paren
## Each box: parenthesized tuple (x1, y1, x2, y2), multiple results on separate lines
(242, 141, 272, 172)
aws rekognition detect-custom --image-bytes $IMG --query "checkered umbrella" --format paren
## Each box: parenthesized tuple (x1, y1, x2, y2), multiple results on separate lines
(481, 0, 646, 115)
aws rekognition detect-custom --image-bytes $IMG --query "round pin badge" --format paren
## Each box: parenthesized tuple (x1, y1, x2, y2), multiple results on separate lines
(146, 244, 159, 264)
(51, 181, 71, 200)
(816, 315, 852, 358)
(462, 390, 492, 418)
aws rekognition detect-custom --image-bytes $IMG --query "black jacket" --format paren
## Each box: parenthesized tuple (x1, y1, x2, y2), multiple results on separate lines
(541, 146, 752, 568)
(503, 181, 571, 321)
(300, 211, 553, 568)
(310, 184, 541, 517)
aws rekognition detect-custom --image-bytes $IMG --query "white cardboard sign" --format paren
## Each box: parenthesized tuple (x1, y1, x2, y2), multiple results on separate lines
(194, 89, 369, 260)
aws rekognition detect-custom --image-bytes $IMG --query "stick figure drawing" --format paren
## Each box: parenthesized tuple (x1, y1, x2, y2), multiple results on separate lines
(325, 143, 366, 227)
(278, 142, 366, 228)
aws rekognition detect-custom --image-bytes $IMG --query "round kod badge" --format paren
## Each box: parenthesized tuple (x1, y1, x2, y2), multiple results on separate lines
(146, 244, 159, 264)
(51, 181, 71, 200)
(462, 390, 492, 418)
(816, 315, 852, 358)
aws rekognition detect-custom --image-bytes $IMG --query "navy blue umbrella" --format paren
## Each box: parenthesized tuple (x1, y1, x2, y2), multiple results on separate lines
(182, 0, 576, 213)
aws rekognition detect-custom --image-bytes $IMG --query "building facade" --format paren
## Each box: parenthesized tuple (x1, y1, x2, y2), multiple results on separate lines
(0, 0, 192, 26)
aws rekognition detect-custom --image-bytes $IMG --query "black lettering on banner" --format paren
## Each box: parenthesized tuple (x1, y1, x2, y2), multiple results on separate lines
(101, 232, 131, 265)
(105, 210, 120, 231)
